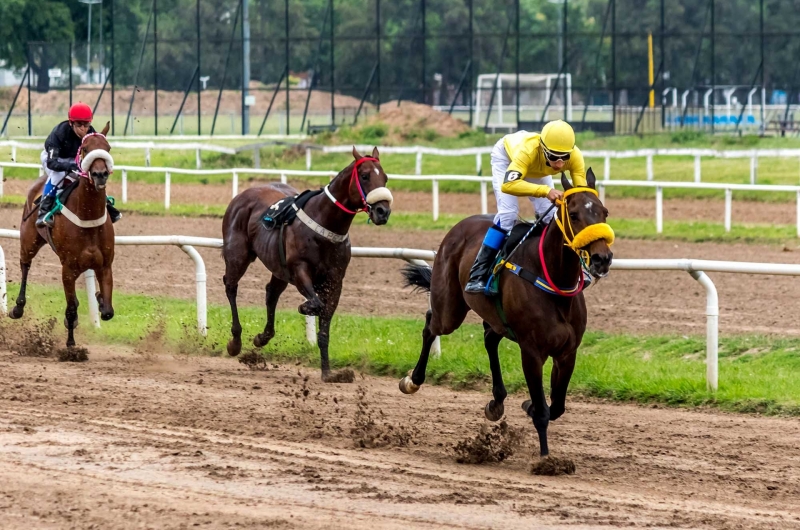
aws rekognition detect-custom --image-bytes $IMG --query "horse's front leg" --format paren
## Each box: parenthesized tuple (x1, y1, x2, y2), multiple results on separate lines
(549, 352, 576, 421)
(483, 321, 507, 421)
(9, 260, 32, 320)
(520, 348, 550, 457)
(293, 263, 324, 317)
(94, 266, 115, 321)
(62, 268, 81, 348)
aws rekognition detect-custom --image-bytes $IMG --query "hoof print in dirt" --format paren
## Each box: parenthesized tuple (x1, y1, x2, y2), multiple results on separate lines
(57, 347, 89, 363)
(530, 456, 576, 476)
(454, 421, 522, 465)
(323, 369, 355, 383)
(238, 351, 269, 371)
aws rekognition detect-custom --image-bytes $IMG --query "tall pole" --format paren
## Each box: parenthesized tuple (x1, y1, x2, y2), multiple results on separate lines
(611, 0, 616, 133)
(242, 0, 250, 134)
(153, 0, 158, 135)
(515, 0, 520, 127)
(660, 0, 665, 127)
(27, 46, 31, 136)
(69, 41, 73, 107)
(329, 0, 335, 126)
(110, 0, 114, 134)
(284, 0, 290, 134)
(562, 0, 567, 120)
(710, 0, 714, 134)
(196, 0, 201, 135)
(760, 0, 764, 128)
(375, 0, 381, 111)
(87, 3, 92, 82)
(421, 0, 426, 104)
(468, 0, 473, 126)
(99, 1, 103, 80)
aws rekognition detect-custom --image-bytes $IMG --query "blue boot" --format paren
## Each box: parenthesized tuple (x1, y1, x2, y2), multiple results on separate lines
(464, 224, 508, 294)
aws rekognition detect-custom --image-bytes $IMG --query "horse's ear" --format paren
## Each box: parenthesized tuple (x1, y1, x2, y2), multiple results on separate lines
(371, 146, 379, 160)
(101, 121, 110, 136)
(561, 172, 573, 191)
(352, 146, 362, 160)
(586, 167, 596, 190)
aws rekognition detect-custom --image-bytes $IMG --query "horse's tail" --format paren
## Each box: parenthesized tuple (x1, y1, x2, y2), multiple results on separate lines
(402, 264, 432, 293)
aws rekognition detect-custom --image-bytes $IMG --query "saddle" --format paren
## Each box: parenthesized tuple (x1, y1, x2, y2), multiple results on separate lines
(261, 189, 322, 230)
(25, 179, 80, 222)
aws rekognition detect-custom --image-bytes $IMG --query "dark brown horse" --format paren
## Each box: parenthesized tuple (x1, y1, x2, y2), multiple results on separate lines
(400, 169, 613, 457)
(10, 124, 116, 348)
(222, 147, 392, 382)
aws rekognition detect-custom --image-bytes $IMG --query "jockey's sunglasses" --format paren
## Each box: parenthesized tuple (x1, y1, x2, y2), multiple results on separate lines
(71, 121, 91, 128)
(543, 147, 570, 162)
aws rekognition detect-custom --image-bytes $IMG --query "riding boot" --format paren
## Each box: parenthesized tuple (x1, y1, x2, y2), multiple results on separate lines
(106, 198, 122, 223)
(464, 224, 508, 295)
(36, 194, 56, 229)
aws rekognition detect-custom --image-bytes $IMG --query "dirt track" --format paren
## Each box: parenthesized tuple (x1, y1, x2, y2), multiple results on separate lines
(1, 348, 799, 529)
(2, 206, 800, 335)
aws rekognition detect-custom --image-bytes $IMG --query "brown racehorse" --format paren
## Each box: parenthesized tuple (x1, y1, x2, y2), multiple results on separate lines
(222, 147, 392, 382)
(9, 123, 116, 348)
(399, 169, 613, 458)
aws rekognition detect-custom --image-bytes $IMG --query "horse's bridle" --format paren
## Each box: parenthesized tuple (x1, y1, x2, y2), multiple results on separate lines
(74, 132, 110, 179)
(324, 156, 379, 215)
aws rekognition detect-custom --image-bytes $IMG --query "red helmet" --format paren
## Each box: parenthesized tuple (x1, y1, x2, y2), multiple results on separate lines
(68, 102, 93, 122)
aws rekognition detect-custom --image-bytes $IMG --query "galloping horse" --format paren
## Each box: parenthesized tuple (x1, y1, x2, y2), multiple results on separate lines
(222, 147, 392, 382)
(400, 169, 613, 457)
(10, 123, 116, 348)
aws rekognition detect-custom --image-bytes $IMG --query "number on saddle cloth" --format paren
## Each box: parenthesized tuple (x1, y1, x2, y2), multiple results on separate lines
(261, 189, 323, 230)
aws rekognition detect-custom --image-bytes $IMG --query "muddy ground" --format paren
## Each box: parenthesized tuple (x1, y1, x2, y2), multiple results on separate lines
(1, 349, 799, 529)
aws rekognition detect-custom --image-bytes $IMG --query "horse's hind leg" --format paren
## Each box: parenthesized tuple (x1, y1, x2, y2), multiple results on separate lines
(549, 353, 576, 421)
(520, 349, 550, 457)
(483, 321, 507, 421)
(253, 275, 288, 348)
(398, 309, 437, 394)
(223, 251, 252, 357)
(62, 268, 81, 348)
(9, 233, 46, 320)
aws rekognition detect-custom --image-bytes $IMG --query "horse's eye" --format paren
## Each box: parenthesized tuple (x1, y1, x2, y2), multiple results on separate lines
(569, 212, 579, 221)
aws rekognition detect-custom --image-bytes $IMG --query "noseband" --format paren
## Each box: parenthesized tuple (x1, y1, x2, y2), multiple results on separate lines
(324, 156, 380, 215)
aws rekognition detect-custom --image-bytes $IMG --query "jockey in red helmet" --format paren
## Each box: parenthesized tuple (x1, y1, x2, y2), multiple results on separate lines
(37, 103, 121, 227)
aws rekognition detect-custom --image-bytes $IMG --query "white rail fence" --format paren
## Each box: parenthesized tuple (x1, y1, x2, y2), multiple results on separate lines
(6, 138, 800, 183)
(2, 161, 798, 235)
(4, 229, 800, 390)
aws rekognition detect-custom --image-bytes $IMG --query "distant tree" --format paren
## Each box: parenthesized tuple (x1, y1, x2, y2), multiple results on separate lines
(0, 0, 74, 92)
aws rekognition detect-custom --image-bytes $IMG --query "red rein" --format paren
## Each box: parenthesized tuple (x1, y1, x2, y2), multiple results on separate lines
(328, 157, 378, 215)
(74, 132, 108, 179)
(538, 225, 584, 297)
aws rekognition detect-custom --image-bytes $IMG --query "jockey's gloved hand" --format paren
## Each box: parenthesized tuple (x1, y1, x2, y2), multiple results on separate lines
(67, 161, 80, 173)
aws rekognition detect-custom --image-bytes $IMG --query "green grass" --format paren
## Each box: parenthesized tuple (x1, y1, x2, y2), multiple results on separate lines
(4, 281, 800, 415)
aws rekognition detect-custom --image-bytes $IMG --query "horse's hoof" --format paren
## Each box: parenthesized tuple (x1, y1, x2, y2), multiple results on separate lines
(521, 400, 533, 417)
(298, 301, 322, 317)
(253, 332, 273, 348)
(484, 400, 505, 422)
(8, 305, 24, 319)
(226, 339, 241, 357)
(100, 309, 114, 321)
(399, 375, 420, 395)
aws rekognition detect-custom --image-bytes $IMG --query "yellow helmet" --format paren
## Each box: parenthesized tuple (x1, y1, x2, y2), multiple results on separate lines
(540, 120, 575, 153)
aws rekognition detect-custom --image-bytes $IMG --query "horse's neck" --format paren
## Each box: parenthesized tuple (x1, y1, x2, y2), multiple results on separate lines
(306, 166, 356, 235)
(70, 178, 106, 219)
(538, 218, 581, 287)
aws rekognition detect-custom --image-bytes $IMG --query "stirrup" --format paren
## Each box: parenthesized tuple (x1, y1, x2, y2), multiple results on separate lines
(465, 280, 487, 294)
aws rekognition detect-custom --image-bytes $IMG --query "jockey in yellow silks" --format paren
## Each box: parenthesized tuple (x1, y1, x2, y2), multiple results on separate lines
(465, 119, 591, 295)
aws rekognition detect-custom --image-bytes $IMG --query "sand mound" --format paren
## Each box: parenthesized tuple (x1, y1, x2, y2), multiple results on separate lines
(362, 101, 470, 138)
